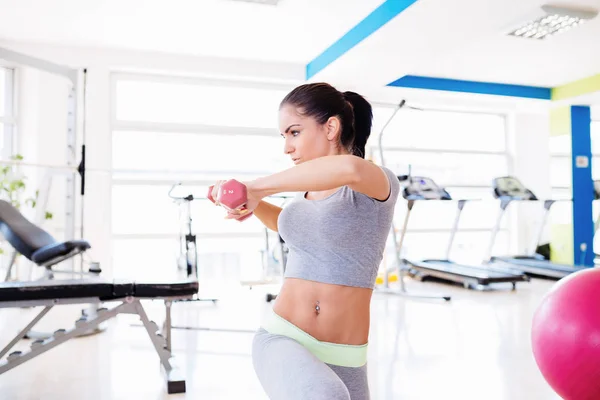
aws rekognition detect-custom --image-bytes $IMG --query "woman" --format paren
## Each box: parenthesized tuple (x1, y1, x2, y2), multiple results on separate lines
(211, 82, 400, 399)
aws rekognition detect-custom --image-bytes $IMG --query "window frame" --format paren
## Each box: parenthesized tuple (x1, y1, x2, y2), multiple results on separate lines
(111, 71, 293, 135)
(369, 105, 508, 154)
(0, 67, 16, 159)
(370, 106, 512, 250)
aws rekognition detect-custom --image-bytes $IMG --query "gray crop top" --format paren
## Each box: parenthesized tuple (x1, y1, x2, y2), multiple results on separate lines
(277, 166, 401, 289)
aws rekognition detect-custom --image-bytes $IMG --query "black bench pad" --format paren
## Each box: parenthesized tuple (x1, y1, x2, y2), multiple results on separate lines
(31, 240, 92, 265)
(134, 281, 199, 298)
(0, 279, 199, 302)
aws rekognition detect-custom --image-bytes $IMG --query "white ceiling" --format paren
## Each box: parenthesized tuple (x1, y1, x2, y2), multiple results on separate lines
(312, 0, 600, 90)
(0, 0, 384, 63)
(406, 0, 600, 87)
(1, 0, 600, 97)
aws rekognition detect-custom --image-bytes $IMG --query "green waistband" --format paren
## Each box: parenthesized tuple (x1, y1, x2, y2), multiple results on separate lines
(263, 309, 368, 368)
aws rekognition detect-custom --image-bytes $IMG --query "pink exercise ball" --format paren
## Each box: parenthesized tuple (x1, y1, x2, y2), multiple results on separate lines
(531, 267, 600, 400)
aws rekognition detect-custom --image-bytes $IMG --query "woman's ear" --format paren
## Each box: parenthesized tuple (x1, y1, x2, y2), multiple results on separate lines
(325, 116, 342, 142)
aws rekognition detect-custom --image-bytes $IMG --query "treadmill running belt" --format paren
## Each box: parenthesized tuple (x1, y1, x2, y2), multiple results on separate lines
(415, 261, 507, 279)
(493, 257, 587, 276)
(410, 260, 527, 284)
(0, 279, 199, 302)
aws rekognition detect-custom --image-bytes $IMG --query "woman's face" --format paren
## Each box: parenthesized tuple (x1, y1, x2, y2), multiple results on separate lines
(278, 104, 342, 165)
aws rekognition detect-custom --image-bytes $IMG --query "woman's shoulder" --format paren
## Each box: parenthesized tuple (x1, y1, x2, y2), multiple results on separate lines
(344, 165, 401, 206)
(378, 165, 402, 197)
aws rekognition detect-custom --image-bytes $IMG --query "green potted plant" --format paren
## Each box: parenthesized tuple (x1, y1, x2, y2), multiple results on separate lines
(0, 154, 53, 255)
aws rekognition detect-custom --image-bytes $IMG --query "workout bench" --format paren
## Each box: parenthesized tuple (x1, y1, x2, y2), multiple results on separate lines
(0, 199, 91, 281)
(0, 278, 198, 394)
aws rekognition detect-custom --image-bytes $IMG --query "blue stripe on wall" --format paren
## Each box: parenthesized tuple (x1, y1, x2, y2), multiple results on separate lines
(388, 75, 552, 100)
(570, 106, 594, 266)
(306, 0, 419, 79)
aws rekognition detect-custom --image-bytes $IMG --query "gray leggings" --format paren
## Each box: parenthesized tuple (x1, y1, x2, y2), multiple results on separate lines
(252, 328, 370, 400)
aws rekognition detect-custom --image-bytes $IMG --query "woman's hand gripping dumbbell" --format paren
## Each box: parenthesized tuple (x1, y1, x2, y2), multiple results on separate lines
(208, 179, 259, 221)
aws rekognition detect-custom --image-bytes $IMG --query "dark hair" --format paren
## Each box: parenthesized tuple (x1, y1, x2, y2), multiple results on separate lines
(279, 82, 373, 158)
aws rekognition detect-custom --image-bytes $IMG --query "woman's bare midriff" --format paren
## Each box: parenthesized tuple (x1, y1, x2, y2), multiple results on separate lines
(272, 278, 372, 345)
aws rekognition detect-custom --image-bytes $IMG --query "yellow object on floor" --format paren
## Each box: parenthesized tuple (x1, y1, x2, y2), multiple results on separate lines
(375, 273, 398, 285)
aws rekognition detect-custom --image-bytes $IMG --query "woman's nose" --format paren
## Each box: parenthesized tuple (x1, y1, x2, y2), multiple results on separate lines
(284, 138, 294, 154)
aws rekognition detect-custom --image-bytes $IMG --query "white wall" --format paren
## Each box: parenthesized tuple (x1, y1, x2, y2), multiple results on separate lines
(593, 105, 600, 121)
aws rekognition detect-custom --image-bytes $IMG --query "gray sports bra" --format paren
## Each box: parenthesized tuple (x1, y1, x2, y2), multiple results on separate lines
(277, 166, 400, 289)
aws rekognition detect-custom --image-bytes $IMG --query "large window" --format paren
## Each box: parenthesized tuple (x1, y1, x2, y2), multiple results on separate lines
(111, 74, 294, 284)
(368, 108, 510, 265)
(0, 67, 15, 159)
(111, 74, 511, 282)
(111, 130, 288, 181)
(369, 108, 507, 152)
(115, 77, 288, 128)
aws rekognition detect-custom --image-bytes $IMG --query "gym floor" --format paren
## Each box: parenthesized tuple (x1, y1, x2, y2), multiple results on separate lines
(0, 278, 560, 400)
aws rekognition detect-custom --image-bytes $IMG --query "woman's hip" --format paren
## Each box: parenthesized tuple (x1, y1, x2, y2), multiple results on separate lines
(255, 309, 368, 368)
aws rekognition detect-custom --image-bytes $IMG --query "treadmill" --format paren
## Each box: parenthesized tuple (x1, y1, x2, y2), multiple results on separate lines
(400, 176, 529, 290)
(485, 176, 588, 279)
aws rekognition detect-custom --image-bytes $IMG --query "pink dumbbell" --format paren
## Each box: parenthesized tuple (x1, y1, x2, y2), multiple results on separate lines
(207, 180, 253, 221)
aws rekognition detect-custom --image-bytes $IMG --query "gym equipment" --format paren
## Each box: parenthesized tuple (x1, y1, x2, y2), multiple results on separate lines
(0, 144, 99, 278)
(0, 199, 92, 282)
(531, 267, 600, 400)
(0, 199, 109, 338)
(209, 179, 290, 301)
(486, 176, 587, 279)
(0, 278, 198, 394)
(376, 101, 451, 301)
(167, 183, 288, 333)
(0, 47, 89, 275)
(169, 184, 200, 278)
(170, 182, 291, 282)
(208, 179, 253, 221)
(168, 183, 218, 303)
(400, 176, 529, 290)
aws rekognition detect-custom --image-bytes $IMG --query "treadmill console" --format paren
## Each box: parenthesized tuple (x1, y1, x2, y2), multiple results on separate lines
(493, 176, 537, 200)
(403, 176, 451, 200)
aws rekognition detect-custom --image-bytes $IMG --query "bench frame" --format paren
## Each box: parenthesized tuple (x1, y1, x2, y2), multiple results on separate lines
(0, 294, 190, 394)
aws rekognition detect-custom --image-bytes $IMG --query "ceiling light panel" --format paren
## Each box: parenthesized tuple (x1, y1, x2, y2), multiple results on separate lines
(508, 5, 598, 40)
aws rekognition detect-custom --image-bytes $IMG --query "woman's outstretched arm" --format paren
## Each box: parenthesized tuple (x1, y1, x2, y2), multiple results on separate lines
(247, 155, 390, 201)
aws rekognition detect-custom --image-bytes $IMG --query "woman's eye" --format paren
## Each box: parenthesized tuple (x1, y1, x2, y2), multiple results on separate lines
(281, 130, 300, 138)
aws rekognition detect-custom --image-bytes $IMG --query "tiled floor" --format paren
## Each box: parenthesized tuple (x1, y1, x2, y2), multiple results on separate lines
(0, 278, 562, 399)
